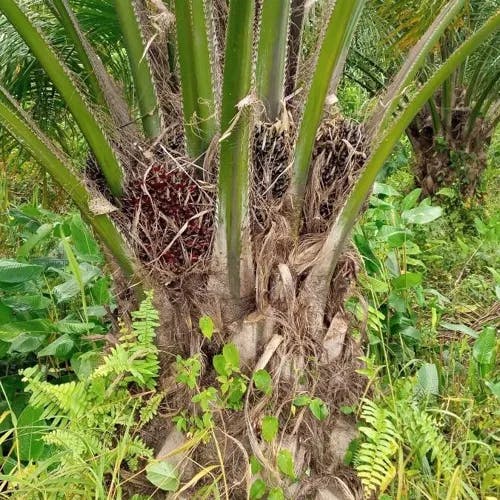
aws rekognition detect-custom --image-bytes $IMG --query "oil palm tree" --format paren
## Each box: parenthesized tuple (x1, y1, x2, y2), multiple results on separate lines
(0, 0, 498, 496)
(350, 0, 500, 196)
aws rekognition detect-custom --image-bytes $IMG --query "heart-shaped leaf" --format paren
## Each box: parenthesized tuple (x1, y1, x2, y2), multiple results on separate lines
(253, 369, 272, 395)
(277, 449, 295, 479)
(146, 461, 180, 492)
(261, 415, 279, 442)
(249, 478, 266, 499)
(199, 315, 215, 340)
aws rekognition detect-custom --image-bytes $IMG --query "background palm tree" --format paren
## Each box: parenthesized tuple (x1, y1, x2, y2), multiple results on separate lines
(0, 0, 498, 495)
(349, 0, 500, 196)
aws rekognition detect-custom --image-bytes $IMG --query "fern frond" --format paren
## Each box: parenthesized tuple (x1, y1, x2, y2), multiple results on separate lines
(22, 366, 89, 424)
(123, 435, 153, 471)
(131, 290, 160, 348)
(140, 392, 164, 424)
(91, 291, 159, 389)
(403, 407, 457, 475)
(18, 293, 161, 490)
(355, 399, 400, 495)
(43, 428, 100, 458)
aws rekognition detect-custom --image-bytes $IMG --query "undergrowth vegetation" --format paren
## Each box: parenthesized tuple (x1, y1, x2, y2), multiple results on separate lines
(348, 163, 499, 498)
(1, 291, 161, 497)
(0, 151, 497, 498)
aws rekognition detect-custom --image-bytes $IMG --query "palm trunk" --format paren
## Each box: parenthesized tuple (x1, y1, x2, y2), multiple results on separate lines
(409, 103, 493, 196)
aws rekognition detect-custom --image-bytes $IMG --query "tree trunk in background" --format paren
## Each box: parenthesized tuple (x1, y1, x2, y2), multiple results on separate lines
(408, 106, 493, 197)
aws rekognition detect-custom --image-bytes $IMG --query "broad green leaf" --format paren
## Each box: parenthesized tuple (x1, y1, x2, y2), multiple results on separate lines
(485, 381, 500, 400)
(388, 291, 407, 313)
(309, 398, 329, 421)
(475, 217, 490, 236)
(405, 257, 425, 268)
(0, 303, 13, 323)
(340, 405, 354, 415)
(358, 274, 389, 293)
(71, 351, 101, 380)
(387, 230, 410, 249)
(473, 327, 496, 373)
(2, 295, 51, 313)
(353, 233, 381, 274)
(213, 354, 227, 377)
(400, 326, 422, 342)
(250, 455, 263, 474)
(86, 305, 107, 319)
(249, 478, 267, 499)
(53, 263, 101, 303)
(261, 415, 279, 442)
(0, 319, 53, 342)
(402, 205, 442, 224)
(146, 461, 180, 492)
(0, 260, 43, 283)
(441, 322, 478, 338)
(416, 363, 439, 397)
(30, 257, 68, 270)
(268, 488, 285, 500)
(373, 182, 401, 197)
(199, 315, 215, 340)
(56, 321, 95, 334)
(37, 334, 74, 359)
(293, 394, 311, 407)
(8, 334, 45, 354)
(61, 237, 85, 304)
(401, 188, 422, 210)
(16, 223, 53, 259)
(277, 449, 295, 479)
(391, 272, 422, 290)
(369, 197, 394, 209)
(90, 278, 111, 305)
(16, 405, 48, 461)
(436, 187, 455, 198)
(223, 343, 240, 370)
(253, 369, 272, 395)
(69, 215, 101, 263)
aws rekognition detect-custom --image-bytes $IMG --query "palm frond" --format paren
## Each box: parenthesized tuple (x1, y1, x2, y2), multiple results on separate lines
(0, 0, 124, 196)
(0, 85, 136, 278)
(306, 9, 500, 309)
(217, 0, 255, 297)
